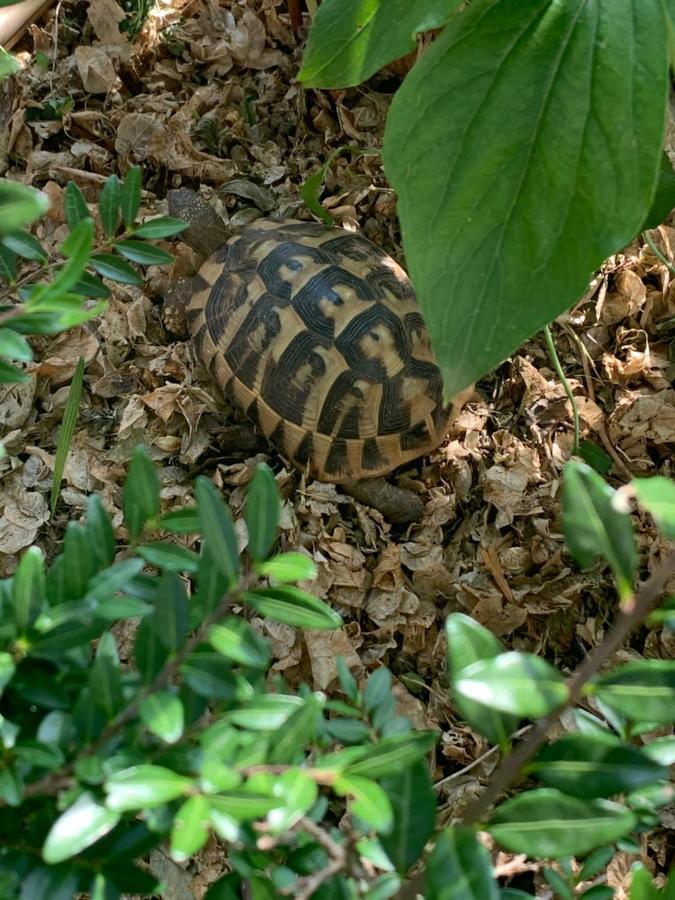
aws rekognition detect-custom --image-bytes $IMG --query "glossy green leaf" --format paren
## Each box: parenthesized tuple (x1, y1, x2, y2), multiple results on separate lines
(135, 615, 169, 684)
(454, 652, 568, 718)
(158, 506, 200, 533)
(222, 694, 304, 730)
(2, 228, 47, 261)
(578, 846, 616, 882)
(0, 180, 48, 234)
(208, 618, 270, 668)
(341, 731, 437, 779)
(427, 827, 499, 900)
(0, 652, 15, 697)
(543, 868, 574, 900)
(382, 0, 669, 399)
(529, 733, 668, 798)
(0, 328, 31, 361)
(90, 252, 143, 285)
(133, 216, 188, 239)
(51, 355, 84, 516)
(115, 240, 174, 266)
(104, 765, 192, 812)
(154, 572, 189, 653)
(446, 613, 519, 745)
(299, 0, 459, 88)
(61, 521, 98, 599)
(121, 166, 142, 226)
(98, 174, 121, 238)
(379, 761, 436, 874)
(89, 633, 123, 720)
(267, 768, 319, 834)
(72, 271, 110, 299)
(171, 794, 211, 862)
(563, 460, 637, 599)
(140, 691, 184, 744)
(244, 463, 279, 562)
(0, 243, 17, 281)
(196, 476, 240, 588)
(334, 773, 393, 832)
(256, 551, 317, 583)
(641, 152, 675, 230)
(363, 667, 391, 714)
(137, 542, 199, 572)
(632, 477, 675, 538)
(85, 494, 115, 568)
(593, 660, 675, 724)
(123, 445, 160, 540)
(42, 792, 120, 864)
(629, 863, 662, 900)
(12, 546, 46, 633)
(244, 585, 342, 630)
(487, 789, 636, 857)
(209, 791, 280, 822)
(63, 181, 90, 230)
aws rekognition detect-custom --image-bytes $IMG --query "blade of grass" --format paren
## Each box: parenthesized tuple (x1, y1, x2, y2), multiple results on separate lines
(50, 356, 85, 517)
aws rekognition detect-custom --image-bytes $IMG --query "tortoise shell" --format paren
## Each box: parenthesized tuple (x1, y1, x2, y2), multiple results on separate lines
(186, 218, 449, 483)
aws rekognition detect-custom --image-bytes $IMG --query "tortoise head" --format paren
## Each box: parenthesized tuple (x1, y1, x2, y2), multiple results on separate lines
(167, 188, 232, 257)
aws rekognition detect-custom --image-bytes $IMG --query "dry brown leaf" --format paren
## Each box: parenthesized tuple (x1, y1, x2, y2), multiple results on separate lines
(74, 46, 118, 94)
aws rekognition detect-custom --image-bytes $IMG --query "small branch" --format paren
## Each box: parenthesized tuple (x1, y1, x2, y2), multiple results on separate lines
(286, 817, 347, 900)
(460, 549, 675, 825)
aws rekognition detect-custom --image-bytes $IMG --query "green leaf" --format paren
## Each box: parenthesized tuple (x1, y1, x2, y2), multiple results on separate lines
(154, 572, 189, 653)
(208, 618, 270, 668)
(0, 180, 49, 234)
(528, 733, 668, 798)
(629, 863, 662, 900)
(51, 355, 85, 516)
(641, 151, 675, 230)
(123, 445, 160, 540)
(120, 166, 142, 226)
(0, 652, 15, 697)
(12, 546, 46, 633)
(2, 229, 47, 261)
(0, 243, 17, 281)
(133, 216, 188, 238)
(61, 521, 98, 599)
(382, 0, 670, 399)
(446, 613, 519, 745)
(85, 494, 115, 568)
(379, 761, 436, 874)
(104, 765, 192, 812)
(222, 694, 304, 730)
(256, 552, 317, 583)
(334, 773, 393, 833)
(98, 175, 121, 238)
(267, 769, 319, 834)
(196, 476, 241, 588)
(562, 460, 637, 599)
(0, 47, 20, 80)
(299, 0, 459, 88)
(579, 440, 614, 475)
(90, 253, 143, 285)
(0, 328, 32, 361)
(268, 694, 322, 765)
(487, 789, 636, 858)
(543, 868, 575, 900)
(159, 506, 200, 533)
(115, 240, 174, 266)
(72, 271, 110, 299)
(0, 359, 26, 382)
(593, 660, 675, 724)
(363, 667, 391, 714)
(140, 691, 184, 744)
(42, 792, 120, 864)
(135, 615, 169, 684)
(244, 462, 279, 562)
(89, 633, 123, 720)
(341, 731, 437, 779)
(210, 791, 280, 822)
(137, 542, 200, 572)
(63, 182, 90, 230)
(454, 652, 569, 718)
(632, 477, 675, 538)
(427, 827, 500, 900)
(244, 585, 342, 630)
(171, 795, 211, 862)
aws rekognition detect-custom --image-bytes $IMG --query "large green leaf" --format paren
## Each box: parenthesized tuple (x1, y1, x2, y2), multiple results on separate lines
(454, 652, 568, 718)
(446, 614, 519, 746)
(487, 789, 636, 857)
(299, 0, 460, 88)
(528, 732, 668, 797)
(426, 827, 500, 900)
(379, 761, 436, 874)
(382, 0, 669, 398)
(42, 792, 120, 864)
(562, 460, 637, 600)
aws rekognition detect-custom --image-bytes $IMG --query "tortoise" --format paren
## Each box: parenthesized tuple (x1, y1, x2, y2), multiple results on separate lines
(164, 188, 470, 523)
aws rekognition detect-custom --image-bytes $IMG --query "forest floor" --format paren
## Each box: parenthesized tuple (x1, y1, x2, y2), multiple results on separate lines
(1, 0, 674, 896)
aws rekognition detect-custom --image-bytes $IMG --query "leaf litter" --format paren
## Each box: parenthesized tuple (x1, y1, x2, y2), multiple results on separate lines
(1, 1, 674, 895)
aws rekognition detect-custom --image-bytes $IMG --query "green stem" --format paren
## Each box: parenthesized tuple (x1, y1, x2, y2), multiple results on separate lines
(642, 229, 675, 277)
(543, 324, 580, 456)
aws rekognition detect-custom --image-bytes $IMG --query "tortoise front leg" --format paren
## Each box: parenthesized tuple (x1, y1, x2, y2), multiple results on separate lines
(341, 477, 425, 525)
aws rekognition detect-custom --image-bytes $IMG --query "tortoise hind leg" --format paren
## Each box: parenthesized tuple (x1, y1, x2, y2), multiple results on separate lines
(341, 477, 424, 525)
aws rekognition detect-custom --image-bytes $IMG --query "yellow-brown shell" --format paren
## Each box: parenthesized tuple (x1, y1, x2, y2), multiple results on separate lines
(186, 219, 449, 483)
